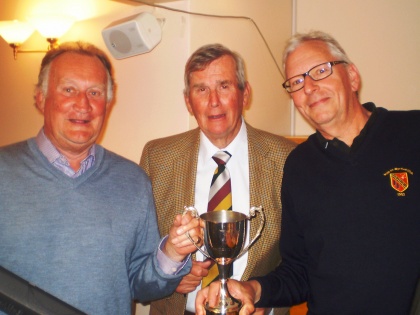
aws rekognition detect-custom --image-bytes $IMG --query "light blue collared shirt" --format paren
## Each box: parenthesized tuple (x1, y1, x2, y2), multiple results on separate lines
(35, 129, 95, 178)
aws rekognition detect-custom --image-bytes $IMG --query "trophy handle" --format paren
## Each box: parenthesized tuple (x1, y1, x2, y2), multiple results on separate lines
(235, 205, 265, 261)
(183, 206, 212, 260)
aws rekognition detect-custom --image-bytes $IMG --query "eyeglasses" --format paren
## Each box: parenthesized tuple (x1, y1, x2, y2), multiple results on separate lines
(282, 61, 347, 93)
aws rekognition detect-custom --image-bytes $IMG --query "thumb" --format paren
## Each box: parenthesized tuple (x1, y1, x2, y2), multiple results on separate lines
(202, 258, 214, 268)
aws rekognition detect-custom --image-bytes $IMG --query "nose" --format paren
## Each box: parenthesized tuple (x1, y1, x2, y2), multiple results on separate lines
(303, 75, 319, 94)
(208, 89, 220, 107)
(73, 93, 92, 113)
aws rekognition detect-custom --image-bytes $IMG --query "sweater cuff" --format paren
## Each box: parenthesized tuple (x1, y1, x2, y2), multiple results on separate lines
(157, 236, 191, 275)
(249, 276, 268, 308)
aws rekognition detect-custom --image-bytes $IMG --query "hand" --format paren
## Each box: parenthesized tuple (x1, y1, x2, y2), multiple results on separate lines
(253, 308, 271, 315)
(163, 212, 202, 262)
(196, 279, 261, 315)
(175, 259, 213, 294)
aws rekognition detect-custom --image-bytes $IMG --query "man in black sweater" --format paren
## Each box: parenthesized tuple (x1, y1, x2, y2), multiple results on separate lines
(196, 31, 420, 315)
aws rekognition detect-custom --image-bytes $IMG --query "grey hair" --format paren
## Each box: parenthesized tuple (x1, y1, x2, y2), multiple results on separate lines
(35, 41, 115, 103)
(184, 43, 247, 95)
(282, 30, 352, 72)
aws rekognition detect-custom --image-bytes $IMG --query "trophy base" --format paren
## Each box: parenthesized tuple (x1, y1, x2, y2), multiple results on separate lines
(205, 301, 240, 315)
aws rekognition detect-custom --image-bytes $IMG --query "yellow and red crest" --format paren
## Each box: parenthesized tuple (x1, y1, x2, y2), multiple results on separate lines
(384, 168, 414, 196)
(389, 172, 409, 193)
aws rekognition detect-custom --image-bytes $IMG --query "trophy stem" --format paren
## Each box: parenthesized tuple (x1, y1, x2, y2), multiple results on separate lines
(218, 262, 231, 281)
(205, 263, 240, 315)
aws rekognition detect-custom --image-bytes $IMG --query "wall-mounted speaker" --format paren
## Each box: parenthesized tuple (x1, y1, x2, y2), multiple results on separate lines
(102, 12, 162, 60)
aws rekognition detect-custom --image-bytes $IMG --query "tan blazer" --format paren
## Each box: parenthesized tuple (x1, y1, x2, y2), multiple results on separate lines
(140, 123, 296, 315)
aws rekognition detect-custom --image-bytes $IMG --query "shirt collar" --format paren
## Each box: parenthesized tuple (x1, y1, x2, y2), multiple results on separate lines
(316, 102, 377, 153)
(199, 117, 247, 164)
(35, 128, 96, 166)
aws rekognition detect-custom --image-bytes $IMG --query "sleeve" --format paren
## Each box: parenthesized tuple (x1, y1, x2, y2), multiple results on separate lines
(128, 173, 192, 302)
(157, 236, 191, 275)
(253, 161, 309, 308)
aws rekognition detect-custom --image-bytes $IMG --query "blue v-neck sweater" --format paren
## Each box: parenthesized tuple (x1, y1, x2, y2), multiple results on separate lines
(0, 139, 189, 315)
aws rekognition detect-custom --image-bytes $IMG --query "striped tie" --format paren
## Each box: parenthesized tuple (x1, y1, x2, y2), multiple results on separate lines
(202, 150, 232, 288)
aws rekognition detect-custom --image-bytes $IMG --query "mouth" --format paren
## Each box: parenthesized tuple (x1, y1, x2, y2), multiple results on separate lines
(208, 114, 226, 120)
(69, 119, 90, 124)
(309, 97, 329, 108)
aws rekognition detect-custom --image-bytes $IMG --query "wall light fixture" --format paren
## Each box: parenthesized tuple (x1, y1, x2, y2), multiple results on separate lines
(0, 15, 74, 60)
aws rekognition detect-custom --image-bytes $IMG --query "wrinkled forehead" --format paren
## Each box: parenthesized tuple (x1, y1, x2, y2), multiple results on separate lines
(50, 53, 107, 83)
(189, 55, 237, 83)
(285, 41, 334, 78)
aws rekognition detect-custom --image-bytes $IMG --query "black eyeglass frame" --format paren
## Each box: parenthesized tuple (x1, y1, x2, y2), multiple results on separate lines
(282, 60, 348, 93)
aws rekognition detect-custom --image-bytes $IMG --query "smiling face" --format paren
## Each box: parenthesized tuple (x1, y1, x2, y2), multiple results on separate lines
(285, 40, 361, 138)
(185, 55, 250, 148)
(36, 52, 109, 159)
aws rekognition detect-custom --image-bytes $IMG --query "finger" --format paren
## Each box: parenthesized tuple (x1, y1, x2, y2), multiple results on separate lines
(176, 217, 201, 236)
(180, 277, 202, 286)
(239, 304, 254, 315)
(176, 282, 201, 294)
(190, 261, 209, 277)
(172, 229, 202, 247)
(206, 281, 221, 308)
(171, 236, 200, 248)
(180, 268, 204, 283)
(181, 211, 195, 223)
(195, 259, 213, 270)
(191, 260, 215, 279)
(195, 287, 209, 315)
(172, 214, 183, 226)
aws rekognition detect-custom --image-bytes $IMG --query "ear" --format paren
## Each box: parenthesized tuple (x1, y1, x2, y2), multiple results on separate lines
(347, 63, 361, 92)
(184, 92, 194, 115)
(35, 90, 45, 113)
(105, 100, 113, 110)
(242, 82, 251, 109)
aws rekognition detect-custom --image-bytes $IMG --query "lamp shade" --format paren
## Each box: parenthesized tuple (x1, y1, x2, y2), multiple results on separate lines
(0, 20, 34, 44)
(29, 15, 74, 38)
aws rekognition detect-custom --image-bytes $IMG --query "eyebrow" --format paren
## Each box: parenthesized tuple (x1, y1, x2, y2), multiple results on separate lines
(192, 80, 233, 88)
(57, 78, 106, 89)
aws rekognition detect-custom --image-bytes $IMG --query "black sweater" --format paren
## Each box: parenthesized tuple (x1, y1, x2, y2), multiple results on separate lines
(255, 104, 420, 314)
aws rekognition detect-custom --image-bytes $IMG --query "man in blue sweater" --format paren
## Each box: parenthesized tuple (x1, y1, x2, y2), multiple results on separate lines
(197, 31, 420, 314)
(0, 42, 200, 315)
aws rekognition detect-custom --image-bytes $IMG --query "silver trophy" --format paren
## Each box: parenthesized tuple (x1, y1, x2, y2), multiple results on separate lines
(184, 206, 265, 315)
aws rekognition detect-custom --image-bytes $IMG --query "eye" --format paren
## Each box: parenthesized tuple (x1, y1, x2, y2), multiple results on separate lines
(193, 86, 209, 95)
(217, 82, 233, 94)
(313, 65, 330, 77)
(88, 89, 104, 97)
(291, 77, 304, 87)
(317, 67, 327, 74)
(61, 86, 77, 95)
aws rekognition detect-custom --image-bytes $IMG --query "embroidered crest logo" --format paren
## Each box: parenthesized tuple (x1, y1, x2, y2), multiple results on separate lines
(383, 167, 414, 196)
(389, 172, 409, 193)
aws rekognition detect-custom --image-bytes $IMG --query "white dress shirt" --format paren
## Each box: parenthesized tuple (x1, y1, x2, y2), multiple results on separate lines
(185, 119, 250, 312)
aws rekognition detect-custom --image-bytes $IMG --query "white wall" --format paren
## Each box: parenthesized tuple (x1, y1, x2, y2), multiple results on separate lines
(293, 0, 420, 135)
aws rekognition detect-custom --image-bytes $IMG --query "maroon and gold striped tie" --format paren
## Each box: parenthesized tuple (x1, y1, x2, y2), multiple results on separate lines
(202, 150, 232, 288)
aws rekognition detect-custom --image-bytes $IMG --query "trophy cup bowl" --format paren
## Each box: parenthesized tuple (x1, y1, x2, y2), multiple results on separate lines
(184, 206, 265, 315)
